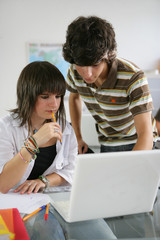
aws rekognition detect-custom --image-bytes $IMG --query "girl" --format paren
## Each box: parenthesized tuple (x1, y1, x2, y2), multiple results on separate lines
(0, 61, 78, 194)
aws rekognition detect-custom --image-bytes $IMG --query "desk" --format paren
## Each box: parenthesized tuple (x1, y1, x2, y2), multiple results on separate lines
(105, 189, 160, 239)
(24, 190, 160, 240)
(24, 191, 117, 240)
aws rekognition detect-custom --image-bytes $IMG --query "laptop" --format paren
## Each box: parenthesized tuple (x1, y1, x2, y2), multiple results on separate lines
(52, 150, 160, 223)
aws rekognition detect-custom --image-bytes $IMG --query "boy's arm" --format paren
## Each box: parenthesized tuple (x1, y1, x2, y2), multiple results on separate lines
(69, 92, 88, 154)
(133, 111, 153, 150)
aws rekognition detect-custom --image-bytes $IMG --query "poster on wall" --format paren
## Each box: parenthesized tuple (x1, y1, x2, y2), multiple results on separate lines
(27, 43, 70, 96)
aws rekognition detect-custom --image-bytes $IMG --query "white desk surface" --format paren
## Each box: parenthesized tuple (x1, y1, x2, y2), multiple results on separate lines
(23, 189, 160, 239)
(24, 191, 117, 240)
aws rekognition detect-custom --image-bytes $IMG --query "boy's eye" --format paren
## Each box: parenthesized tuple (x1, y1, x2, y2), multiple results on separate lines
(93, 64, 99, 67)
(93, 59, 103, 67)
(93, 62, 101, 67)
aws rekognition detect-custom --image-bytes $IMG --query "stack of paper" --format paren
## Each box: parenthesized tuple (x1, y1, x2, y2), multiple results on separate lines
(0, 190, 51, 214)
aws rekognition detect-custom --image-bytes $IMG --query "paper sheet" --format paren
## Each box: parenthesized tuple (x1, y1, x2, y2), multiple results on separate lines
(0, 190, 51, 214)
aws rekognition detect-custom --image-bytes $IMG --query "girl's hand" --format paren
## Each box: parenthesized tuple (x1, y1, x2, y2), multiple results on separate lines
(14, 179, 45, 194)
(33, 122, 62, 147)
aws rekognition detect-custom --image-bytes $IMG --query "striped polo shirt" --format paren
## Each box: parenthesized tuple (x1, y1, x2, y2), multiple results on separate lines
(66, 57, 156, 146)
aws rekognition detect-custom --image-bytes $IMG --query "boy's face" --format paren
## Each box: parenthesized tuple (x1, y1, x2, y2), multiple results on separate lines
(75, 59, 108, 86)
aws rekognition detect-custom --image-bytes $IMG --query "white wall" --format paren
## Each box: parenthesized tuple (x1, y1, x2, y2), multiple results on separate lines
(0, 0, 160, 121)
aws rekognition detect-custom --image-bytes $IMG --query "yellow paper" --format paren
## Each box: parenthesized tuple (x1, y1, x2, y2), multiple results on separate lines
(0, 215, 15, 239)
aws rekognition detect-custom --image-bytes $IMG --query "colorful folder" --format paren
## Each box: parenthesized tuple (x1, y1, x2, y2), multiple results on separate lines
(0, 208, 29, 240)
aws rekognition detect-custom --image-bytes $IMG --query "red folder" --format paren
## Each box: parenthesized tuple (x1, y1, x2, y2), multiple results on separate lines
(0, 208, 30, 240)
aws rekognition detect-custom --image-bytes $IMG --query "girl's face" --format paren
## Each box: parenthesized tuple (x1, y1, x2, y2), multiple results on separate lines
(33, 92, 61, 121)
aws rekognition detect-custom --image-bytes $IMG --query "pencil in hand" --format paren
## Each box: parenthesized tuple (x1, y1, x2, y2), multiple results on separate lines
(44, 203, 49, 221)
(51, 112, 62, 144)
(51, 112, 56, 122)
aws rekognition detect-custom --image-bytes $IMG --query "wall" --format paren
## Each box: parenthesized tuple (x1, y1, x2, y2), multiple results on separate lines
(0, 0, 160, 144)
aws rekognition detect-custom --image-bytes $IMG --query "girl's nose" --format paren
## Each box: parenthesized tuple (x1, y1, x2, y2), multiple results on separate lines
(49, 96, 58, 107)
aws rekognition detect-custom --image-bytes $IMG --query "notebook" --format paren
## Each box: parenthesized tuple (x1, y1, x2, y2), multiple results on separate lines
(52, 150, 160, 223)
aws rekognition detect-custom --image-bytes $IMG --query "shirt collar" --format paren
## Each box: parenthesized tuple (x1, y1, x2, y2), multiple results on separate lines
(101, 58, 118, 89)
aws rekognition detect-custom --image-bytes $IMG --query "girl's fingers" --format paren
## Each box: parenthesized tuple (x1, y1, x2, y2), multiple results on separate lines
(34, 122, 62, 146)
(14, 180, 45, 194)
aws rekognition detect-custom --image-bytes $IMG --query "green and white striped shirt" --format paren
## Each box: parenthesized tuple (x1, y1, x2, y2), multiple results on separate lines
(66, 57, 156, 146)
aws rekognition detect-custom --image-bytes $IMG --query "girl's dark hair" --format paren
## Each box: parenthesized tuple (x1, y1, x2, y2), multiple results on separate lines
(63, 16, 117, 66)
(11, 61, 66, 131)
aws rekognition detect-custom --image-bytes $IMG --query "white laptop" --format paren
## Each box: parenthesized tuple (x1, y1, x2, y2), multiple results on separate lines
(52, 150, 160, 223)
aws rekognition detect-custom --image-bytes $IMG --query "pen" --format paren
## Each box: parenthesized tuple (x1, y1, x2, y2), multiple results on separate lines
(44, 203, 49, 220)
(22, 204, 46, 221)
(51, 112, 62, 144)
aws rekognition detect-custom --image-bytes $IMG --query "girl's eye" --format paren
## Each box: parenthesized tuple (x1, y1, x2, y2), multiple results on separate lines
(56, 95, 61, 99)
(41, 95, 49, 99)
(40, 94, 61, 99)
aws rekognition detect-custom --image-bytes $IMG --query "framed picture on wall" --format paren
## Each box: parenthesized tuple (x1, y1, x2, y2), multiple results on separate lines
(27, 43, 70, 97)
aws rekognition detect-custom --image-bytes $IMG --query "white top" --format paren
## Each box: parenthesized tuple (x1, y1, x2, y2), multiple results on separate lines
(0, 113, 78, 188)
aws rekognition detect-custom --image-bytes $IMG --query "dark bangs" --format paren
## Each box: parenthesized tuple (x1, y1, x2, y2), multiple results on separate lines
(71, 47, 104, 66)
(33, 62, 66, 97)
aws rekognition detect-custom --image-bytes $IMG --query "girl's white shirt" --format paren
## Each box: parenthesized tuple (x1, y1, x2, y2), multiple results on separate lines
(0, 113, 78, 188)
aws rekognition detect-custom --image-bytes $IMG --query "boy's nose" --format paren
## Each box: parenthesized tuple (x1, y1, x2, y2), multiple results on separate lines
(82, 67, 92, 78)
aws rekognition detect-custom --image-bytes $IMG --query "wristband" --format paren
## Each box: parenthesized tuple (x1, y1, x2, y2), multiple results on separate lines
(19, 151, 31, 164)
(38, 175, 49, 189)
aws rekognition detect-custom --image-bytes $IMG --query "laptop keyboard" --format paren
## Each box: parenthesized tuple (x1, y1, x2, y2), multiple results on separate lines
(54, 200, 70, 216)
